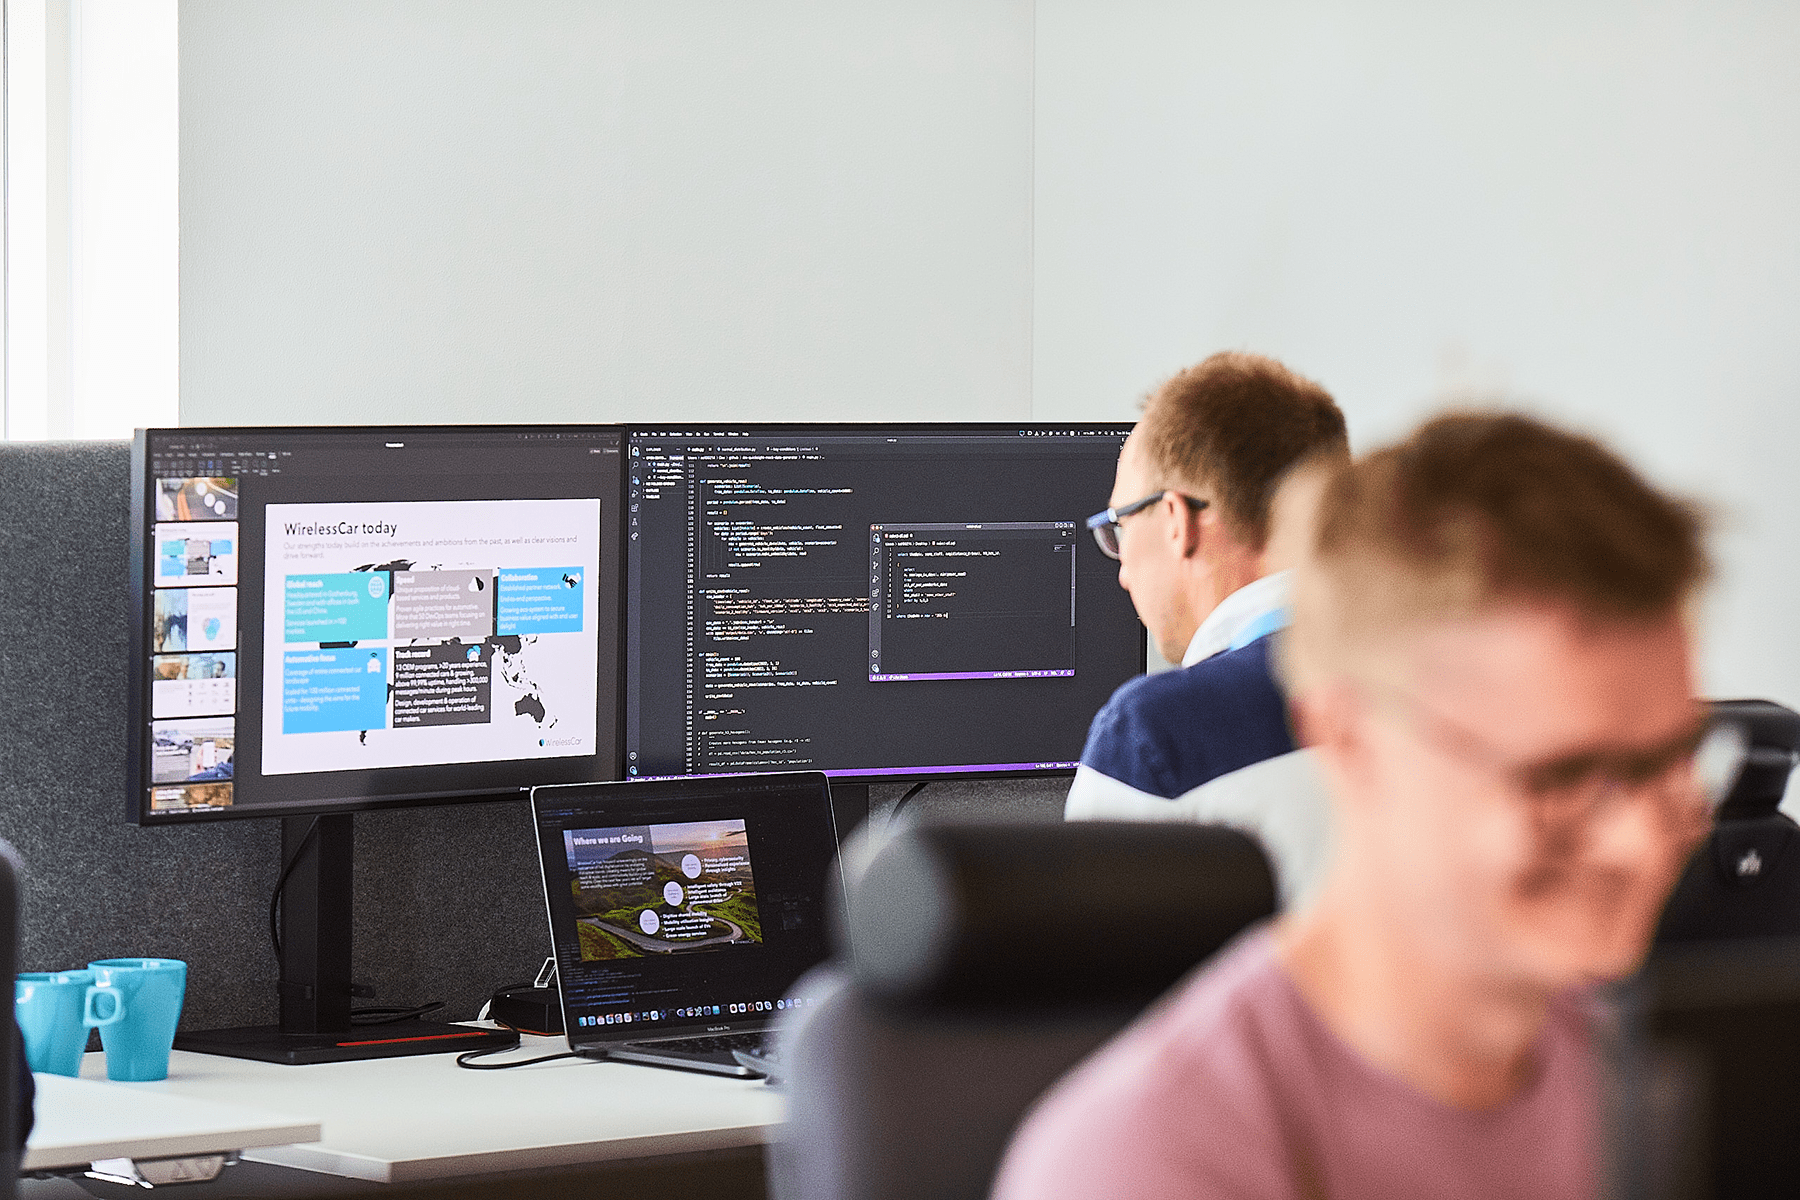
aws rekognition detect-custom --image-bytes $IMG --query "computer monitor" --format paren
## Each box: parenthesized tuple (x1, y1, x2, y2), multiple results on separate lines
(128, 425, 625, 823)
(622, 424, 1144, 785)
(126, 425, 625, 1062)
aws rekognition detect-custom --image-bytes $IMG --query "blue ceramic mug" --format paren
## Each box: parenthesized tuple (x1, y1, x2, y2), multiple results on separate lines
(16, 970, 124, 1076)
(87, 959, 187, 1082)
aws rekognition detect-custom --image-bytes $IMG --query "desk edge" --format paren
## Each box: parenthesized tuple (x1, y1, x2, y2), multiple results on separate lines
(23, 1122, 324, 1173)
(244, 1121, 773, 1183)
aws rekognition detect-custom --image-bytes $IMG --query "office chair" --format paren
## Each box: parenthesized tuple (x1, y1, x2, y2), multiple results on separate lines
(1657, 700, 1800, 943)
(1613, 936, 1800, 1200)
(768, 821, 1276, 1200)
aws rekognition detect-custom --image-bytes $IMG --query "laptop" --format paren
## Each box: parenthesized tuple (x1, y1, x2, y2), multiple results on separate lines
(530, 771, 842, 1077)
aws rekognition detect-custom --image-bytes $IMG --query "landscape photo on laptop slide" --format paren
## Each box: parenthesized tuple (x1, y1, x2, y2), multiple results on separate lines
(563, 820, 762, 961)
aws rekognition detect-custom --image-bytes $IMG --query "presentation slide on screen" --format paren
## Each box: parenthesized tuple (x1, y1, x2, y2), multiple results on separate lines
(563, 820, 760, 962)
(156, 477, 238, 522)
(151, 717, 235, 784)
(151, 653, 236, 718)
(154, 522, 238, 587)
(152, 587, 237, 654)
(260, 498, 601, 776)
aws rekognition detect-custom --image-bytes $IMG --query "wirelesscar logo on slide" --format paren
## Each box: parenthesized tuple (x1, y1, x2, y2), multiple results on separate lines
(541, 736, 583, 748)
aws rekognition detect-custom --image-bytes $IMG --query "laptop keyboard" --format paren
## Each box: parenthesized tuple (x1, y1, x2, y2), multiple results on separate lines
(631, 1031, 767, 1055)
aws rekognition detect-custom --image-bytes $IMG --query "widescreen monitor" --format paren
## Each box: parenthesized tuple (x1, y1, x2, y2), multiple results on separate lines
(128, 425, 626, 824)
(622, 424, 1144, 783)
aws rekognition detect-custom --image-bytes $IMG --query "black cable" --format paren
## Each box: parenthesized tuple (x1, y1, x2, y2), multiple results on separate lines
(456, 1048, 576, 1070)
(350, 1001, 445, 1027)
(455, 1026, 574, 1071)
(889, 781, 931, 817)
(268, 816, 322, 963)
(269, 820, 447, 1025)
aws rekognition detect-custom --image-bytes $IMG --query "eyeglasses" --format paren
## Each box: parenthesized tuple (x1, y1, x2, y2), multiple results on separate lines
(1368, 681, 1750, 833)
(1085, 492, 1209, 560)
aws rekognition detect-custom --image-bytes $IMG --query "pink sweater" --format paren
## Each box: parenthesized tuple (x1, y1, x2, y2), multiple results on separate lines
(992, 929, 1599, 1200)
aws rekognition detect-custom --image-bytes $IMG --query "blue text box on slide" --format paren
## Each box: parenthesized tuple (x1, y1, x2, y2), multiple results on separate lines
(284, 573, 390, 643)
(496, 568, 584, 635)
(283, 648, 389, 734)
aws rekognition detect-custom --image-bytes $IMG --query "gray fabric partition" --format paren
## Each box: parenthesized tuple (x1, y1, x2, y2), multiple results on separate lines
(0, 441, 1070, 1034)
(0, 441, 549, 1030)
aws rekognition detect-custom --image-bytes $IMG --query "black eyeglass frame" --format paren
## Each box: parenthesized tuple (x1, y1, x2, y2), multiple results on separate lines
(1085, 491, 1208, 560)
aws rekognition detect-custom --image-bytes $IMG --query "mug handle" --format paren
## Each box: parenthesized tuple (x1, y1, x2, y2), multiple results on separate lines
(84, 985, 125, 1028)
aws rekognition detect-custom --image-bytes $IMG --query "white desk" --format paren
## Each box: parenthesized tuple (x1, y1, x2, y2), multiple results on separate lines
(25, 1073, 321, 1174)
(65, 1033, 783, 1184)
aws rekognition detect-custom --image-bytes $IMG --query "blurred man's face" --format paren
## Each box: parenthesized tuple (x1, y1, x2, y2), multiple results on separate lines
(1341, 602, 1706, 990)
(1109, 434, 1196, 663)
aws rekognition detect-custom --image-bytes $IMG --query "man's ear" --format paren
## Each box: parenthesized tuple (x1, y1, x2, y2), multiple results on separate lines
(1173, 494, 1205, 559)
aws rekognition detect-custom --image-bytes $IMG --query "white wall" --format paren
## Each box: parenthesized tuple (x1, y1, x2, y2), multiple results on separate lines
(1033, 0, 1800, 705)
(178, 0, 1034, 427)
(177, 1, 1800, 702)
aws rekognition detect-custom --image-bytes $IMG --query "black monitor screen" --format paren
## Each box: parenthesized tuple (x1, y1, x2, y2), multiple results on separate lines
(533, 774, 840, 1039)
(623, 425, 1143, 782)
(128, 426, 625, 822)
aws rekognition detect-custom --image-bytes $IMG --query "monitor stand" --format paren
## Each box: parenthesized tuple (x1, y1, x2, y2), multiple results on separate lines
(175, 813, 517, 1065)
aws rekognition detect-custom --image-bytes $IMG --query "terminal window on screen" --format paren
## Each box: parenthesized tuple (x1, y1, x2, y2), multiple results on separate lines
(868, 522, 1076, 682)
(624, 430, 1141, 779)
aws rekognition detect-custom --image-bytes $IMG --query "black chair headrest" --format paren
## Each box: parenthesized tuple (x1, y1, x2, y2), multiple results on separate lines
(1712, 699, 1800, 820)
(841, 822, 1276, 1010)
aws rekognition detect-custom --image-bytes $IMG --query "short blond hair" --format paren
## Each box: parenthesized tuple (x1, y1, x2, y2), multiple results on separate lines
(1135, 352, 1347, 551)
(1287, 411, 1708, 686)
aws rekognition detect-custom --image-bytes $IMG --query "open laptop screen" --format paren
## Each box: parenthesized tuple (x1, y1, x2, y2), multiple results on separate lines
(531, 773, 840, 1044)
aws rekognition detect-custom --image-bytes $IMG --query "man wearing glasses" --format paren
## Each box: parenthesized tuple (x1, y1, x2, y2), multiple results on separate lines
(997, 412, 1739, 1199)
(1071, 352, 1347, 902)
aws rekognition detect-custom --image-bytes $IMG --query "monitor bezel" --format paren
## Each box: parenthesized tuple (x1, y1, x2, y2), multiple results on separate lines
(128, 423, 631, 825)
(620, 421, 1145, 788)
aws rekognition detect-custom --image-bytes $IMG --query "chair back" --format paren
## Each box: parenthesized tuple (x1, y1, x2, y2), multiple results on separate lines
(769, 820, 1276, 1200)
(1659, 700, 1800, 943)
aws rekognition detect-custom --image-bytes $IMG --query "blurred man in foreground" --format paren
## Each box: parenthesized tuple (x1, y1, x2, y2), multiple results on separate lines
(997, 412, 1736, 1199)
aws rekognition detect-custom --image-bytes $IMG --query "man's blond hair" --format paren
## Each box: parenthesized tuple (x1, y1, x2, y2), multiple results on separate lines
(1286, 411, 1708, 688)
(1135, 352, 1347, 551)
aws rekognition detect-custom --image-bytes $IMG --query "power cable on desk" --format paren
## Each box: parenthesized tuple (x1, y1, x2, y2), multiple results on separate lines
(455, 1024, 577, 1071)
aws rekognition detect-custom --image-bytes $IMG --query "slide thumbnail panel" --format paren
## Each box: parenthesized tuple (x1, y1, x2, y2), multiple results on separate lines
(152, 587, 237, 654)
(151, 653, 236, 719)
(147, 782, 232, 812)
(154, 522, 238, 587)
(151, 717, 235, 784)
(156, 477, 237, 522)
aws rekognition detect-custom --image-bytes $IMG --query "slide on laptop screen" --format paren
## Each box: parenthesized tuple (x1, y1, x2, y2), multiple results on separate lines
(530, 772, 841, 1075)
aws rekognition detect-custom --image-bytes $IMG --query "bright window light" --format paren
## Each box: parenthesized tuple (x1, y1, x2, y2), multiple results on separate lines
(5, 0, 178, 441)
